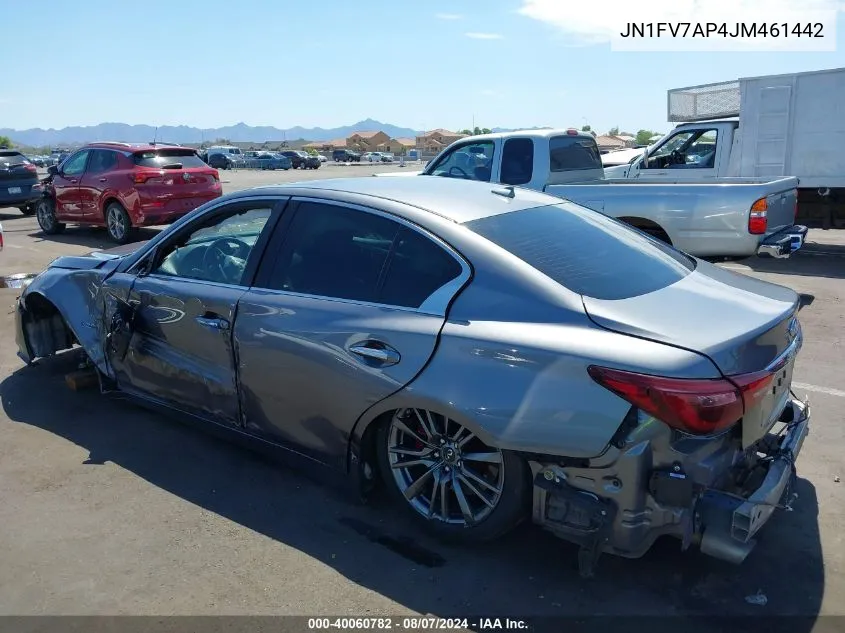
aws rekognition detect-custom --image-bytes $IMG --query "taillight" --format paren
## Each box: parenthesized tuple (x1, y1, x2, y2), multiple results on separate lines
(748, 197, 768, 234)
(132, 170, 161, 184)
(24, 164, 37, 173)
(587, 365, 769, 435)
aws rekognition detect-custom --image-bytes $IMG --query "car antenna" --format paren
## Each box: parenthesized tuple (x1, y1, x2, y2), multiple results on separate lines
(491, 185, 515, 199)
(151, 126, 158, 146)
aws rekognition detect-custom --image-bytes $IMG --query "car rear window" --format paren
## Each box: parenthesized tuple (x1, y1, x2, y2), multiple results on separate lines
(465, 203, 695, 300)
(549, 136, 602, 171)
(133, 150, 207, 168)
(0, 151, 28, 165)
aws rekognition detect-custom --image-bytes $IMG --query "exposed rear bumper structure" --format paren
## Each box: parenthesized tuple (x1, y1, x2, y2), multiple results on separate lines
(529, 396, 811, 577)
(757, 224, 809, 258)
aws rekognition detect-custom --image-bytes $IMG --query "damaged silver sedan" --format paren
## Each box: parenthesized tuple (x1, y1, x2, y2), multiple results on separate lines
(14, 177, 810, 576)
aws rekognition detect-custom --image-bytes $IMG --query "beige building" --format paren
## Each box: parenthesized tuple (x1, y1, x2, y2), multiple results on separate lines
(415, 129, 467, 152)
(594, 135, 627, 151)
(346, 130, 391, 152)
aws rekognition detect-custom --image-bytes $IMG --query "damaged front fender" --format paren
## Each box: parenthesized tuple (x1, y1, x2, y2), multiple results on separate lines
(16, 254, 129, 376)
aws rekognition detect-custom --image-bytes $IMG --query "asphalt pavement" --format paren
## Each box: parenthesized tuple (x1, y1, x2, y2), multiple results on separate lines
(0, 168, 843, 625)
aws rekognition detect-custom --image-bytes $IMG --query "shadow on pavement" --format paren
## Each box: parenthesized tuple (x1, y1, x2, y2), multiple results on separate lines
(738, 246, 845, 281)
(0, 351, 826, 628)
(25, 226, 162, 251)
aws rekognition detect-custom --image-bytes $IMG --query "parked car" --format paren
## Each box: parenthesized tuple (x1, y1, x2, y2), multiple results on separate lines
(0, 149, 41, 215)
(281, 151, 320, 170)
(361, 152, 380, 163)
(207, 152, 237, 170)
(254, 152, 292, 170)
(333, 149, 361, 162)
(316, 153, 328, 163)
(393, 128, 807, 259)
(28, 155, 47, 168)
(15, 176, 810, 575)
(35, 142, 222, 243)
(379, 152, 395, 162)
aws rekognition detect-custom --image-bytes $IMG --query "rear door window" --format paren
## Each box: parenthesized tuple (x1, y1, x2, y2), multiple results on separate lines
(465, 203, 695, 300)
(549, 136, 602, 172)
(500, 138, 534, 186)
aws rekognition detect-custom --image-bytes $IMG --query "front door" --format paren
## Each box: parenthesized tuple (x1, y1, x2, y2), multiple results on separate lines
(108, 199, 283, 424)
(79, 149, 118, 220)
(53, 149, 90, 218)
(235, 198, 469, 466)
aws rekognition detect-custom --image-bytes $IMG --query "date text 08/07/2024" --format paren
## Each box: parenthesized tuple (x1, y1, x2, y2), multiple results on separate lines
(618, 22, 825, 38)
(307, 617, 529, 630)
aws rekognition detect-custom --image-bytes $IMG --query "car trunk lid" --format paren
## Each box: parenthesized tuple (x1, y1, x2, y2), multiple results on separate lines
(582, 259, 801, 447)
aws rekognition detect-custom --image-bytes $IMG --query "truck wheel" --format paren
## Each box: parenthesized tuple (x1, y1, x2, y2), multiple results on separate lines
(36, 199, 65, 235)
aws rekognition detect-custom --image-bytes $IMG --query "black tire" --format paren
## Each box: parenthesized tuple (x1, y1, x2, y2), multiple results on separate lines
(105, 202, 134, 245)
(19, 204, 36, 216)
(35, 198, 65, 235)
(375, 411, 530, 543)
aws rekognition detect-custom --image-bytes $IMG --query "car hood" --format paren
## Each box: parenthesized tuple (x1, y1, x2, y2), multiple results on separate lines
(47, 240, 148, 271)
(581, 259, 800, 375)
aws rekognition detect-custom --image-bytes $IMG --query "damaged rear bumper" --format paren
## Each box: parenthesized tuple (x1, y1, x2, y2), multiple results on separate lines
(697, 397, 809, 564)
(757, 224, 808, 258)
(529, 397, 810, 575)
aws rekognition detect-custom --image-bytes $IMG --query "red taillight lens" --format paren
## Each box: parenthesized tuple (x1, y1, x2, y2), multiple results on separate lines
(24, 164, 37, 173)
(748, 197, 768, 234)
(132, 170, 160, 184)
(588, 365, 756, 435)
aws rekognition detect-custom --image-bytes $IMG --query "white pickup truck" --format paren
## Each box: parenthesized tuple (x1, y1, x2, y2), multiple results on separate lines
(605, 67, 845, 228)
(384, 128, 807, 259)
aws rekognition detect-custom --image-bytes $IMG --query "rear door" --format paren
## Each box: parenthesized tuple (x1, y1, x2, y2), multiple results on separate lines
(53, 149, 91, 218)
(235, 197, 469, 466)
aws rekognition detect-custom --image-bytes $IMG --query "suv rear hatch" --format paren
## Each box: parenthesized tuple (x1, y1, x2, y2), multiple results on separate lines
(131, 149, 220, 200)
(0, 151, 39, 196)
(464, 202, 801, 448)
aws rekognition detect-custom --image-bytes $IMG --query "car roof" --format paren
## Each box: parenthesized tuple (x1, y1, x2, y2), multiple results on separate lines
(244, 176, 561, 224)
(455, 128, 596, 143)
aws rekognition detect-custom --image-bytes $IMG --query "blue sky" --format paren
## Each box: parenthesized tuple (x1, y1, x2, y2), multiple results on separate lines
(2, 0, 844, 135)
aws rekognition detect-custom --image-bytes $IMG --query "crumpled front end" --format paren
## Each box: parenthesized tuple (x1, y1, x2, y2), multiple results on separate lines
(528, 397, 810, 577)
(14, 261, 120, 376)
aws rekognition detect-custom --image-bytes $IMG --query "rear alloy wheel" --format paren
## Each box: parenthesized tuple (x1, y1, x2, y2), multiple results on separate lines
(105, 202, 133, 244)
(36, 198, 65, 235)
(377, 408, 529, 542)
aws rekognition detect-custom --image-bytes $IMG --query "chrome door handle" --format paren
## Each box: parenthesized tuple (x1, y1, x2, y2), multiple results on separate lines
(99, 178, 107, 183)
(348, 342, 401, 366)
(195, 316, 230, 331)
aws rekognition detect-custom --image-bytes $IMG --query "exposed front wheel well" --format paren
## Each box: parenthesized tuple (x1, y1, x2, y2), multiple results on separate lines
(618, 217, 672, 245)
(20, 293, 77, 358)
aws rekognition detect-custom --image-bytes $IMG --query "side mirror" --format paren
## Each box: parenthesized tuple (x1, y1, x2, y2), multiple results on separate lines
(47, 165, 58, 176)
(137, 248, 157, 277)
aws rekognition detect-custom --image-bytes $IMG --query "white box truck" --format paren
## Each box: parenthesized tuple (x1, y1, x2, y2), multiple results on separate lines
(605, 67, 845, 227)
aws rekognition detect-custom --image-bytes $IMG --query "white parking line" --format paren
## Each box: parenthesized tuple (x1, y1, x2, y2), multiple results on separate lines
(793, 382, 845, 398)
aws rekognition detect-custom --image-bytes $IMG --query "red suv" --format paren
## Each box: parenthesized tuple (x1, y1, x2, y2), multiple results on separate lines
(37, 142, 222, 243)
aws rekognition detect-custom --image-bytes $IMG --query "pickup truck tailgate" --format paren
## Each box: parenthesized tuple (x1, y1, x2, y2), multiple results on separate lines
(758, 187, 798, 234)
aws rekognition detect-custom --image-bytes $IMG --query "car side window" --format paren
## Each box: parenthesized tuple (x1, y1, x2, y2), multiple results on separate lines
(427, 141, 495, 182)
(500, 138, 534, 186)
(263, 201, 400, 302)
(152, 205, 274, 286)
(61, 150, 90, 176)
(378, 228, 463, 309)
(87, 150, 118, 174)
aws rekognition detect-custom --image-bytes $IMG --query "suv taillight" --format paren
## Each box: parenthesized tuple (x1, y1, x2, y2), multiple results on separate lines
(588, 365, 775, 435)
(24, 164, 37, 173)
(748, 197, 768, 234)
(132, 170, 160, 184)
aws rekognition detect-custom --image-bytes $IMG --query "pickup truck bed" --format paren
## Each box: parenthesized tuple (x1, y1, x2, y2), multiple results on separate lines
(546, 177, 800, 257)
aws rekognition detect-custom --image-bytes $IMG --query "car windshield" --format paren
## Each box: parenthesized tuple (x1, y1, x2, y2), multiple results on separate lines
(134, 150, 207, 168)
(465, 203, 695, 300)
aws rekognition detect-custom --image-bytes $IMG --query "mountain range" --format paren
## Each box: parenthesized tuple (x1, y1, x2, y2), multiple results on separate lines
(1, 119, 540, 148)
